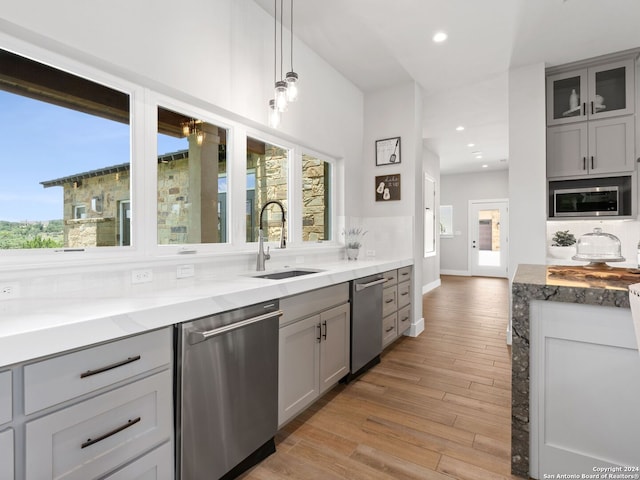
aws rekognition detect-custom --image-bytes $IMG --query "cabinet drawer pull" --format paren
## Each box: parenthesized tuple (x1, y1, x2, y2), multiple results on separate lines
(80, 355, 141, 379)
(400, 292, 409, 296)
(81, 417, 141, 449)
(385, 299, 394, 304)
(385, 326, 394, 333)
(400, 316, 409, 323)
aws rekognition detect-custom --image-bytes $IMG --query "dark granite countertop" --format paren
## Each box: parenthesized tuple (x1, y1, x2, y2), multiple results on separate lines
(510, 264, 636, 478)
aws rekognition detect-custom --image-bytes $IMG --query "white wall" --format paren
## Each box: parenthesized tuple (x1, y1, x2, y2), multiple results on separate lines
(361, 81, 425, 334)
(508, 62, 547, 276)
(440, 170, 509, 274)
(0, 0, 364, 217)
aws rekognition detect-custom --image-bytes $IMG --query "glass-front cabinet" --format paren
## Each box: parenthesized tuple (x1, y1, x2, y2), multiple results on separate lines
(546, 58, 635, 126)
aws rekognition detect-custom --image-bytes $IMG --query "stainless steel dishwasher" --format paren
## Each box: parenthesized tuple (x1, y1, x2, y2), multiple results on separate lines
(349, 274, 386, 378)
(175, 300, 282, 480)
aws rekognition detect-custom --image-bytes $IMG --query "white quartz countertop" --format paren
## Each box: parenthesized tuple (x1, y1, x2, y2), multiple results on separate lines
(0, 258, 412, 367)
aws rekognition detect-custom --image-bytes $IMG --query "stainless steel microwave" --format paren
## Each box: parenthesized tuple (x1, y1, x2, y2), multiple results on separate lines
(554, 186, 619, 217)
(549, 176, 632, 218)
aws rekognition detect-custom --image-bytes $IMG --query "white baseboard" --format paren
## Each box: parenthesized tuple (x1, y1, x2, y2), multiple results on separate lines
(422, 278, 441, 294)
(440, 269, 471, 276)
(405, 317, 425, 337)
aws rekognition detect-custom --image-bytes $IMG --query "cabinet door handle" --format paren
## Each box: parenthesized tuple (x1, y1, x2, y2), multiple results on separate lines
(590, 101, 594, 115)
(583, 157, 586, 170)
(81, 417, 141, 449)
(322, 320, 327, 340)
(317, 323, 322, 342)
(385, 326, 394, 333)
(582, 102, 586, 116)
(591, 156, 594, 170)
(80, 355, 141, 379)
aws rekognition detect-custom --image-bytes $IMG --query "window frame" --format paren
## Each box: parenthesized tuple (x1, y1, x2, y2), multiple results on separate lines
(0, 34, 341, 267)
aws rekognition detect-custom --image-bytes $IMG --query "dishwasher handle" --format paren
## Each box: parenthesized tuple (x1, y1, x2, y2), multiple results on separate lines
(188, 310, 283, 345)
(355, 278, 387, 292)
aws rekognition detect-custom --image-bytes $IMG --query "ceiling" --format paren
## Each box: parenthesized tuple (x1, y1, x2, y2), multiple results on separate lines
(254, 0, 640, 174)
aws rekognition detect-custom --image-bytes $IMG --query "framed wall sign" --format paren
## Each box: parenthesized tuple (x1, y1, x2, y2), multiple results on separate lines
(375, 137, 401, 166)
(375, 174, 401, 201)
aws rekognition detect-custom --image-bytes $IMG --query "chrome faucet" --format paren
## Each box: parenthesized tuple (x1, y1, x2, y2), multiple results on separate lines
(257, 200, 286, 271)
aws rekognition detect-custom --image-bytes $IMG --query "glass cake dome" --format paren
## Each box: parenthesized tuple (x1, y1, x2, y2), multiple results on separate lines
(572, 227, 625, 267)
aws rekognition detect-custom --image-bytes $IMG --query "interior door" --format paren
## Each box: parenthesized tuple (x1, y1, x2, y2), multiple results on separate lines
(469, 200, 509, 278)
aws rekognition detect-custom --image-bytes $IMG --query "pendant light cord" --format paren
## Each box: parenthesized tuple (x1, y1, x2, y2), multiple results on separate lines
(290, 0, 294, 71)
(280, 0, 284, 80)
(274, 0, 277, 84)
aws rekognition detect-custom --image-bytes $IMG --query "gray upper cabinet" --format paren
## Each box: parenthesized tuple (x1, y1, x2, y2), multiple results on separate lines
(546, 58, 635, 126)
(547, 116, 635, 177)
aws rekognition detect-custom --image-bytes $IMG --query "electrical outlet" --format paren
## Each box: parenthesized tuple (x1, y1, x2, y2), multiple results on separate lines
(131, 269, 153, 284)
(0, 283, 20, 300)
(366, 250, 376, 258)
(177, 264, 194, 279)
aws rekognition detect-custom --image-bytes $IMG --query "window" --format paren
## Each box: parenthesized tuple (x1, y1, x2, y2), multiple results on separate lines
(440, 205, 454, 237)
(302, 153, 331, 242)
(246, 137, 288, 242)
(0, 48, 131, 250)
(156, 106, 228, 245)
(424, 175, 436, 256)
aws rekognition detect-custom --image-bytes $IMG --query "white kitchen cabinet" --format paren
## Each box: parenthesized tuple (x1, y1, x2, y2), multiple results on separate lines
(24, 327, 171, 414)
(278, 284, 350, 427)
(546, 58, 635, 126)
(25, 370, 172, 480)
(0, 370, 11, 426)
(382, 266, 413, 348)
(318, 303, 350, 394)
(530, 300, 640, 477)
(103, 441, 173, 480)
(0, 428, 13, 480)
(547, 116, 635, 178)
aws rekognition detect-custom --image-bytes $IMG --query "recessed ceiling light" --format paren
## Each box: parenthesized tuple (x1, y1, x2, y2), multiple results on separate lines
(482, 164, 488, 168)
(455, 125, 464, 131)
(475, 155, 483, 159)
(467, 143, 475, 147)
(432, 31, 448, 43)
(472, 151, 482, 155)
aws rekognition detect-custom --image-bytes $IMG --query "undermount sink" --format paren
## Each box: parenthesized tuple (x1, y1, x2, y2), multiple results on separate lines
(252, 269, 322, 280)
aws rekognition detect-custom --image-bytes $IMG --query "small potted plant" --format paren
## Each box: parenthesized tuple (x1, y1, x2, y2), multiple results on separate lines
(343, 227, 367, 260)
(549, 229, 577, 259)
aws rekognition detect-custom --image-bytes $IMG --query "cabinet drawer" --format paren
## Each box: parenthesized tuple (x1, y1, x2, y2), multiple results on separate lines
(397, 305, 411, 334)
(398, 266, 412, 283)
(398, 281, 411, 309)
(26, 370, 172, 480)
(24, 327, 171, 414)
(383, 270, 398, 287)
(280, 283, 349, 326)
(382, 313, 397, 347)
(382, 286, 397, 318)
(0, 429, 13, 480)
(103, 441, 173, 480)
(0, 371, 11, 425)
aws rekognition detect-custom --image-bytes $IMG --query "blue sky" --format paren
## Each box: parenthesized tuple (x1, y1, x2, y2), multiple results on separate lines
(0, 90, 184, 222)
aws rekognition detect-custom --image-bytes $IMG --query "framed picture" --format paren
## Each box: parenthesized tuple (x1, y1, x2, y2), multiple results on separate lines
(375, 174, 401, 201)
(375, 137, 401, 166)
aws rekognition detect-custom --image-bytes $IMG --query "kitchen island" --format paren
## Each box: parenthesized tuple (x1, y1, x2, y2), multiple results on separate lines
(511, 264, 640, 478)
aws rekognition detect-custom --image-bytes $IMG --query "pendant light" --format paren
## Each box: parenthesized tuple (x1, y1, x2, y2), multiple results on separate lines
(273, 0, 288, 112)
(267, 0, 299, 126)
(285, 0, 299, 102)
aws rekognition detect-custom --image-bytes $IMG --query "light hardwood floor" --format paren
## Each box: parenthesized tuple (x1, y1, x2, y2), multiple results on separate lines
(241, 275, 521, 480)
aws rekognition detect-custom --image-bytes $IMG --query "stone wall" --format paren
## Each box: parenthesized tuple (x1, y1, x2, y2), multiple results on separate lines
(302, 154, 328, 241)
